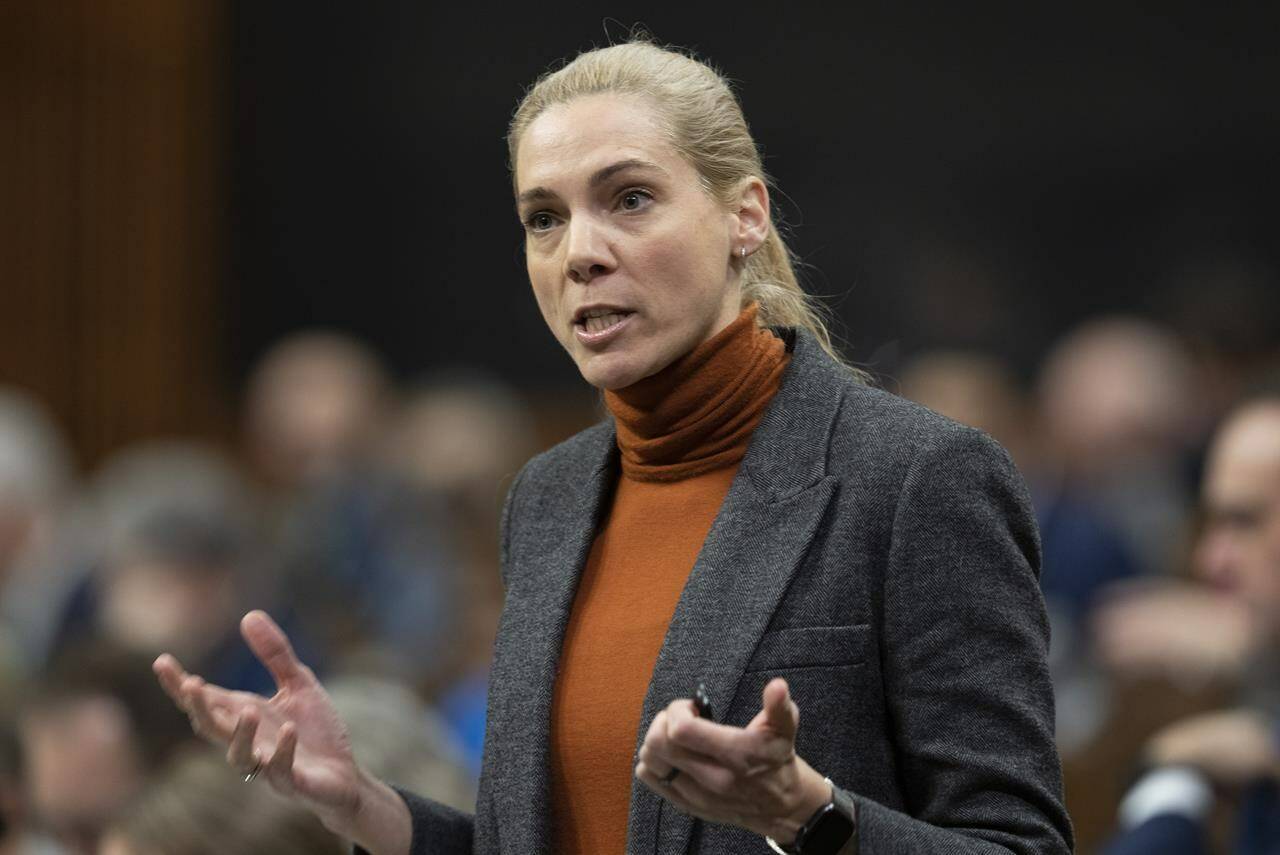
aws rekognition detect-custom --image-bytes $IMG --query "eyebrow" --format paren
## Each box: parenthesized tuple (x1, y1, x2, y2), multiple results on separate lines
(516, 158, 669, 207)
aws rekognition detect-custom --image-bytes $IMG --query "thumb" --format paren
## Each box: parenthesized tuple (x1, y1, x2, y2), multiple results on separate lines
(759, 677, 799, 740)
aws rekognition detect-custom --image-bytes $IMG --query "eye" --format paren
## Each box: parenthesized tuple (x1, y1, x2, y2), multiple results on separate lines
(523, 212, 558, 233)
(617, 189, 653, 212)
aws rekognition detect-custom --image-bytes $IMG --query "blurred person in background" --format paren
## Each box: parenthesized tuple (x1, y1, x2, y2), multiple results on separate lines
(328, 675, 476, 811)
(0, 712, 59, 855)
(1156, 252, 1280, 437)
(49, 441, 311, 697)
(0, 389, 83, 684)
(378, 373, 538, 768)
(15, 646, 192, 855)
(243, 331, 392, 494)
(1101, 381, 1280, 854)
(387, 371, 537, 532)
(245, 331, 465, 686)
(1038, 316, 1201, 579)
(98, 749, 347, 855)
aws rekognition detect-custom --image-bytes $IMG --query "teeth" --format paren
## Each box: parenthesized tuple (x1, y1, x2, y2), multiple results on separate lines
(583, 312, 625, 333)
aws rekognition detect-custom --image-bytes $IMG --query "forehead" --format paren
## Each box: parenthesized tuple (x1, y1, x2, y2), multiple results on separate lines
(515, 94, 685, 192)
(1206, 404, 1280, 505)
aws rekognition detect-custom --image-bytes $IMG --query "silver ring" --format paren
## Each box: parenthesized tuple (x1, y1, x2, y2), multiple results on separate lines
(243, 758, 264, 783)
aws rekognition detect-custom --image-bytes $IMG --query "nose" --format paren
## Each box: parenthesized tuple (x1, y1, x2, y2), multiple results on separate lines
(564, 216, 615, 284)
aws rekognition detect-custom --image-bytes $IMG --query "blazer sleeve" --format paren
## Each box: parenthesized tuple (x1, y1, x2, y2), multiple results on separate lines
(852, 427, 1074, 854)
(376, 788, 474, 855)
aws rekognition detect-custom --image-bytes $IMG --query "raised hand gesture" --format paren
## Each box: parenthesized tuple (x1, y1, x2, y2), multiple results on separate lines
(153, 610, 411, 854)
(634, 677, 833, 848)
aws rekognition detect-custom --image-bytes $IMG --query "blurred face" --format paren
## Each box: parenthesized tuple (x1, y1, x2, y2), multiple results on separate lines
(245, 339, 386, 489)
(1195, 402, 1280, 636)
(101, 558, 237, 662)
(515, 94, 749, 390)
(98, 833, 146, 855)
(22, 698, 143, 855)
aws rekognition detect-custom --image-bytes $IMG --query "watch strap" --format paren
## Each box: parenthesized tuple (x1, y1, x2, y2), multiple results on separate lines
(765, 778, 857, 854)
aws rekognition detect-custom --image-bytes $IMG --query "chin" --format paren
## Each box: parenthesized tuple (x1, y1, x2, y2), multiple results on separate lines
(575, 351, 661, 390)
(579, 365, 640, 391)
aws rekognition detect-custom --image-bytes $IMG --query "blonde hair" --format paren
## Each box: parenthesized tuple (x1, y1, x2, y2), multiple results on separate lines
(507, 40, 861, 376)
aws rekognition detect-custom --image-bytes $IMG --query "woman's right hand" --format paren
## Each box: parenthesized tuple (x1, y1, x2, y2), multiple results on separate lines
(153, 610, 411, 853)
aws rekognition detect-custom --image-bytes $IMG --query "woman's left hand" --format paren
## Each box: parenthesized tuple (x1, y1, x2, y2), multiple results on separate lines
(635, 677, 832, 843)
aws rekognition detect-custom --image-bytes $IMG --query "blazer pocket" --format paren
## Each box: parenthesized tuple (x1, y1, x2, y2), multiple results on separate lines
(744, 624, 869, 672)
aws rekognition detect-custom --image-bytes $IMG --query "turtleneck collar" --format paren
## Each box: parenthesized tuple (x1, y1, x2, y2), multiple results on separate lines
(604, 303, 790, 482)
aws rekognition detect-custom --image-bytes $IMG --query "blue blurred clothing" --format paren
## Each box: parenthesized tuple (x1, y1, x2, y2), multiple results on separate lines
(1237, 780, 1280, 855)
(278, 471, 462, 686)
(1102, 813, 1209, 855)
(1033, 481, 1140, 625)
(1103, 781, 1280, 855)
(437, 668, 488, 776)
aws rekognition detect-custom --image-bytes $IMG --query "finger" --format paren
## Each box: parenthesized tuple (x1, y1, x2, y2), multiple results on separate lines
(154, 654, 192, 707)
(640, 708, 679, 758)
(635, 759, 695, 802)
(635, 759, 722, 825)
(663, 714, 776, 781)
(663, 712, 750, 767)
(184, 676, 237, 742)
(637, 712, 674, 772)
(645, 706, 733, 788)
(264, 721, 299, 796)
(759, 678, 799, 739)
(241, 610, 312, 693)
(664, 699, 710, 743)
(634, 759, 675, 786)
(639, 727, 726, 788)
(227, 709, 260, 772)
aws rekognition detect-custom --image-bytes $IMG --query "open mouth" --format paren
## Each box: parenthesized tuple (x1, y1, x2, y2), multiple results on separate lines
(573, 307, 635, 345)
(577, 311, 632, 333)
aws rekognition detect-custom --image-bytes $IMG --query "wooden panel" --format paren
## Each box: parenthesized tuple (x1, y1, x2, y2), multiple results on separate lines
(0, 0, 229, 469)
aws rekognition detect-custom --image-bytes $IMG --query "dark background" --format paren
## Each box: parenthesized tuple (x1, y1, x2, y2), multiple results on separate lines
(4, 2, 1278, 462)
(230, 3, 1280, 390)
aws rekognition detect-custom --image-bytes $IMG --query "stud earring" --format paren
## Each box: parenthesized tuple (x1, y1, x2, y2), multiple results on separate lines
(740, 246, 747, 259)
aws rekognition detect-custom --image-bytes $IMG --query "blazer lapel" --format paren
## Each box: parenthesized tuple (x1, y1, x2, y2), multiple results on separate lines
(488, 424, 619, 854)
(626, 330, 847, 855)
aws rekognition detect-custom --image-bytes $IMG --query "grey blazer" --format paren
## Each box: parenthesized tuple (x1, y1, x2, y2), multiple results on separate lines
(391, 328, 1074, 854)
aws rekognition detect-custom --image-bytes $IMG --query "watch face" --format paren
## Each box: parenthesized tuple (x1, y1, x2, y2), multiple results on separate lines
(804, 805, 855, 854)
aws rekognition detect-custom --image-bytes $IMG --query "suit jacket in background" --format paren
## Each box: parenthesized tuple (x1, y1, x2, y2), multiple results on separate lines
(391, 327, 1074, 854)
(1102, 779, 1280, 855)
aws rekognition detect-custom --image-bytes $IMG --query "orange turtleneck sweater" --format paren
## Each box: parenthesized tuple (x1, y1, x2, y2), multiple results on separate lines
(549, 305, 790, 854)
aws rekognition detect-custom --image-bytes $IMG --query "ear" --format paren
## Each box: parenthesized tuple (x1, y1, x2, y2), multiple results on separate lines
(731, 176, 770, 257)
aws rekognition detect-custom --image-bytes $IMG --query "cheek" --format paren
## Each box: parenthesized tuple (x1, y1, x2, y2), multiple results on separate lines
(632, 225, 724, 307)
(526, 264, 561, 322)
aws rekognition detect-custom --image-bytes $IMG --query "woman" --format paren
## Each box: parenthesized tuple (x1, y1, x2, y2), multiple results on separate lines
(156, 40, 1073, 854)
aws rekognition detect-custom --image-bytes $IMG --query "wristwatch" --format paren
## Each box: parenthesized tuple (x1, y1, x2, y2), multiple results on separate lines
(765, 778, 857, 854)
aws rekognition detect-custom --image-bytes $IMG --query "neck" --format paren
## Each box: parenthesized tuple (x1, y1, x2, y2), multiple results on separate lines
(604, 304, 789, 482)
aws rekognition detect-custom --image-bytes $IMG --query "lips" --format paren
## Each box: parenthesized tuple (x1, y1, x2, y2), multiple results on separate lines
(572, 306, 634, 348)
(580, 311, 629, 333)
(572, 305, 634, 331)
